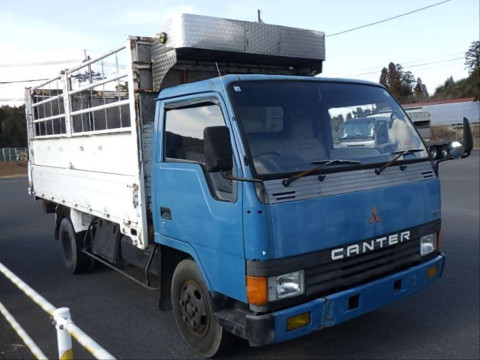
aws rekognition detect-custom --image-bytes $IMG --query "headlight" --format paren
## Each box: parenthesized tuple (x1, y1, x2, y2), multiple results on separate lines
(268, 270, 305, 300)
(420, 233, 437, 256)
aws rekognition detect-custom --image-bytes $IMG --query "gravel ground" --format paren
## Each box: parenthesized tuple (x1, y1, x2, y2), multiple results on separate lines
(0, 162, 27, 179)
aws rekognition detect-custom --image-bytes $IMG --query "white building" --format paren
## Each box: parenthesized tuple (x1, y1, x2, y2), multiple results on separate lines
(403, 98, 479, 126)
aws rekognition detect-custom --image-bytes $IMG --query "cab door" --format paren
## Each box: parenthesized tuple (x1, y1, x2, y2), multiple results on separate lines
(151, 94, 246, 301)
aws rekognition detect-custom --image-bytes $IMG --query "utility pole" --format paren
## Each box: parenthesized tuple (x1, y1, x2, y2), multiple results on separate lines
(82, 50, 90, 62)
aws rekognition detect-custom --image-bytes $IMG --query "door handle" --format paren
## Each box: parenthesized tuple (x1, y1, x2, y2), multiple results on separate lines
(160, 207, 172, 220)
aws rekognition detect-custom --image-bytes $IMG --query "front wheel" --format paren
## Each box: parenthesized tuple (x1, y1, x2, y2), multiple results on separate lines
(171, 259, 233, 357)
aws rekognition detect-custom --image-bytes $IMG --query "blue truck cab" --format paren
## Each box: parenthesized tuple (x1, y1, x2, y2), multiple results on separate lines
(151, 74, 453, 355)
(26, 14, 473, 358)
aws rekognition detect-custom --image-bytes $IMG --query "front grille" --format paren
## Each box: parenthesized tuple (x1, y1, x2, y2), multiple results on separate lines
(305, 238, 421, 296)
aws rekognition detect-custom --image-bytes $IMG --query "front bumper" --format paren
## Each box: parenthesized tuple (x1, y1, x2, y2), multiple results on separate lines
(219, 254, 444, 346)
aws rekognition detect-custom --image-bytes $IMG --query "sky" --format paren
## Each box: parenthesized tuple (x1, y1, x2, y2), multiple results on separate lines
(0, 0, 478, 106)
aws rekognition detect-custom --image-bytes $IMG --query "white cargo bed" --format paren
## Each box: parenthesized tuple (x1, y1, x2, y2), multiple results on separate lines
(26, 38, 154, 249)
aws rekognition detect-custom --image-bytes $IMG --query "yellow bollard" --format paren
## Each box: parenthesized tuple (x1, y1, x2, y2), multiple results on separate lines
(53, 307, 74, 360)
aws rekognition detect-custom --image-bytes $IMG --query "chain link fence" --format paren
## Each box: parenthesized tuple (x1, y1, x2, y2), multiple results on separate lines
(0, 148, 27, 162)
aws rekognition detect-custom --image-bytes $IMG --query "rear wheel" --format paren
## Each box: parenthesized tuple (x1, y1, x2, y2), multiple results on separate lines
(171, 259, 234, 357)
(59, 218, 93, 274)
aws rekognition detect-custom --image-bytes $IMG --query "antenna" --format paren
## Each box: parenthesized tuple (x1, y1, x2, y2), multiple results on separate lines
(257, 9, 263, 23)
(215, 62, 228, 95)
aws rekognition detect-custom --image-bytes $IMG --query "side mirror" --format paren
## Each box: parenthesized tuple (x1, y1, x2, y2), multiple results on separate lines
(446, 141, 464, 159)
(462, 117, 473, 158)
(434, 118, 473, 171)
(203, 126, 233, 172)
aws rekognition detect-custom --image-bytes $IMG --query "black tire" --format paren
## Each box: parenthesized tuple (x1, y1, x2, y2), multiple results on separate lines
(171, 259, 234, 357)
(59, 218, 93, 274)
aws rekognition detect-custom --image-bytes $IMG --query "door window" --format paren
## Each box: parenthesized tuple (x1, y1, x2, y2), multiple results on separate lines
(164, 102, 236, 202)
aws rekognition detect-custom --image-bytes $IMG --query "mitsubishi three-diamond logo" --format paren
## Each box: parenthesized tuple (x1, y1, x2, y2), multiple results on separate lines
(369, 207, 382, 224)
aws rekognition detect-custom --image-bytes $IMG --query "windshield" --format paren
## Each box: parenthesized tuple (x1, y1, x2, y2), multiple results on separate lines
(228, 80, 428, 177)
(341, 119, 375, 140)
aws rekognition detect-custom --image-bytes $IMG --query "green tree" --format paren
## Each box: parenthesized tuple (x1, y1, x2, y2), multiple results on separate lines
(465, 40, 480, 74)
(432, 74, 480, 100)
(352, 107, 372, 118)
(115, 81, 129, 93)
(379, 62, 415, 102)
(331, 114, 344, 131)
(379, 67, 388, 88)
(414, 77, 429, 101)
(432, 41, 480, 100)
(0, 105, 27, 148)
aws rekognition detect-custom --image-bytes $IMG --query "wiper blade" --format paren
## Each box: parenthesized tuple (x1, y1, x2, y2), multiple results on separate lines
(392, 149, 424, 155)
(375, 149, 423, 175)
(282, 159, 361, 187)
(311, 159, 361, 165)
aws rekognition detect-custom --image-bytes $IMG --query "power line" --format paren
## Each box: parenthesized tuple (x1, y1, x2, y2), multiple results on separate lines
(401, 57, 464, 70)
(0, 59, 125, 69)
(325, 57, 464, 78)
(400, 52, 464, 65)
(324, 55, 464, 77)
(323, 52, 465, 77)
(346, 62, 468, 84)
(326, 0, 452, 37)
(0, 79, 49, 85)
(0, 59, 82, 68)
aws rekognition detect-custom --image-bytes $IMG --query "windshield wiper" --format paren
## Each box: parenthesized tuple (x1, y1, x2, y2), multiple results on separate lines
(375, 149, 424, 175)
(282, 159, 361, 187)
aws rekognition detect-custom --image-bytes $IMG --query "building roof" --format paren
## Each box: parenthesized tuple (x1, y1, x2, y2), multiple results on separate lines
(402, 97, 476, 109)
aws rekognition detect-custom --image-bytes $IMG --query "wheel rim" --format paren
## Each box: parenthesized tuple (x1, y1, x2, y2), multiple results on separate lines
(62, 231, 72, 263)
(178, 280, 209, 338)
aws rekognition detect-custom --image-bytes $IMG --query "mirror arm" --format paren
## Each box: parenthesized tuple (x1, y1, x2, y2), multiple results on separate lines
(434, 155, 454, 171)
(221, 171, 264, 186)
(462, 148, 472, 159)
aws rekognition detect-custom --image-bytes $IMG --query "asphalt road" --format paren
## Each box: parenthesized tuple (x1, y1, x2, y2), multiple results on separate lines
(1, 153, 479, 359)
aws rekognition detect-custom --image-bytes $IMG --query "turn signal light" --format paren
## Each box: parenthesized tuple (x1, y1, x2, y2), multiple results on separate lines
(287, 312, 310, 331)
(246, 276, 267, 306)
(427, 265, 438, 279)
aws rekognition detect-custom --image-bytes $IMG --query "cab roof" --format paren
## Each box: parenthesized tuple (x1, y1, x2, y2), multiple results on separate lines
(156, 74, 384, 101)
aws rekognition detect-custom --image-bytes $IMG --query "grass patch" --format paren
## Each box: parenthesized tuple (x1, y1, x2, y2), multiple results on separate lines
(431, 123, 480, 149)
